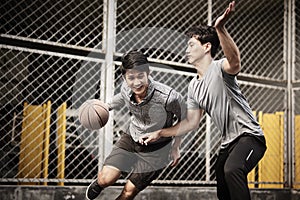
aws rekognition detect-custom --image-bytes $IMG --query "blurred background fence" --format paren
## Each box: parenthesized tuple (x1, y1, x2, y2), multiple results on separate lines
(0, 0, 300, 189)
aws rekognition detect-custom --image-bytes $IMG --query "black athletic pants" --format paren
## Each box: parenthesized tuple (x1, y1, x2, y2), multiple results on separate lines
(215, 135, 266, 200)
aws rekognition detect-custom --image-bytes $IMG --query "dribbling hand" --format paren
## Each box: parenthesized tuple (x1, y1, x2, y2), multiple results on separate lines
(138, 131, 161, 145)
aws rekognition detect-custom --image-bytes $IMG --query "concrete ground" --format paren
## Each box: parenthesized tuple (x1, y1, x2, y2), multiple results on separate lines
(0, 185, 300, 200)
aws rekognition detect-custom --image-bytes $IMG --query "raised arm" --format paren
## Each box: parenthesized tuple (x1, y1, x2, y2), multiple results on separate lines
(215, 1, 241, 75)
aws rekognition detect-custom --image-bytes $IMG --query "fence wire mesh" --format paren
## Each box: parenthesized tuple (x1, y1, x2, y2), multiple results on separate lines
(0, 0, 299, 188)
(0, 0, 103, 49)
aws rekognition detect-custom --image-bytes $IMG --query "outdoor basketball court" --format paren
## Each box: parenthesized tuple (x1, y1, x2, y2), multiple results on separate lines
(1, 0, 300, 199)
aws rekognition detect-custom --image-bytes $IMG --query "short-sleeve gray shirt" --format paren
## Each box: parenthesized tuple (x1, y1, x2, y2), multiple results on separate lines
(109, 77, 187, 143)
(187, 59, 263, 148)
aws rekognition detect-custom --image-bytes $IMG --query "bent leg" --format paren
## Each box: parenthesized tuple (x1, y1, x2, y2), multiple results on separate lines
(115, 180, 139, 200)
(98, 165, 121, 187)
(86, 166, 121, 200)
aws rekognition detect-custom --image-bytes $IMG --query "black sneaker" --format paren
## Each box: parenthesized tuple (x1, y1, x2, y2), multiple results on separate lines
(86, 179, 103, 200)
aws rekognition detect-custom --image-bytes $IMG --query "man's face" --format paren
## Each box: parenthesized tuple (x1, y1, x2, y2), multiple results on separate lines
(186, 37, 206, 65)
(124, 69, 149, 97)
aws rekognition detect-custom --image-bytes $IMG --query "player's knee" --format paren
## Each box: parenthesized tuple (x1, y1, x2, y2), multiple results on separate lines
(97, 172, 114, 187)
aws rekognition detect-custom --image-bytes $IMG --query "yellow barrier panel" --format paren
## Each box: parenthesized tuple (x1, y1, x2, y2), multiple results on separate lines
(18, 101, 51, 185)
(258, 112, 284, 188)
(295, 115, 300, 189)
(57, 102, 67, 186)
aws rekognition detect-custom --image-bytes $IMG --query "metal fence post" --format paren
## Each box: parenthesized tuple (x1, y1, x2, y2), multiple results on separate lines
(98, 0, 116, 169)
(207, 0, 212, 26)
(284, 0, 295, 188)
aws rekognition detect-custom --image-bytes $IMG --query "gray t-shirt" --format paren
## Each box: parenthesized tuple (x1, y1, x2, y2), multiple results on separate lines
(187, 59, 263, 148)
(109, 77, 187, 143)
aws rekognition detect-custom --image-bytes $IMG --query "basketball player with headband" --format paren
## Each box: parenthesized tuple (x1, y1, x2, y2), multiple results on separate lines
(86, 50, 187, 200)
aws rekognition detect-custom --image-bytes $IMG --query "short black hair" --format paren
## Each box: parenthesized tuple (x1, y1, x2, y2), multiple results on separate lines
(186, 25, 220, 58)
(121, 50, 150, 75)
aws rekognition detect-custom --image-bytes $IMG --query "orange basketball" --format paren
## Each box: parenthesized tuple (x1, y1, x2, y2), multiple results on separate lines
(78, 99, 109, 130)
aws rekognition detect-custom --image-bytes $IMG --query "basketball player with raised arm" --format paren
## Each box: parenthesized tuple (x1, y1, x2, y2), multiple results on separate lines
(140, 2, 266, 200)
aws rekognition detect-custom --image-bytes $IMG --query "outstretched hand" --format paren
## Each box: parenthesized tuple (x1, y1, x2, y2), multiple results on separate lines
(214, 1, 235, 28)
(138, 131, 161, 145)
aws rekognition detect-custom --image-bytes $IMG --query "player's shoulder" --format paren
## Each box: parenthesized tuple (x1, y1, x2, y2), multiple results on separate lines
(212, 58, 226, 71)
(201, 58, 226, 79)
(152, 80, 174, 95)
(152, 81, 184, 104)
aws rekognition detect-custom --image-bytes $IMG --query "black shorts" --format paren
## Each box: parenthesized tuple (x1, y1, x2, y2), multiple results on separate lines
(104, 134, 172, 191)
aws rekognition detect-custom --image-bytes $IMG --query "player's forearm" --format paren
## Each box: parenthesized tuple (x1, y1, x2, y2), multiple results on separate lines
(160, 118, 198, 138)
(216, 27, 240, 69)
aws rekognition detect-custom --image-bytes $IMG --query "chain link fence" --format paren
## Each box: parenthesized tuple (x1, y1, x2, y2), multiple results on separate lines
(0, 0, 299, 188)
